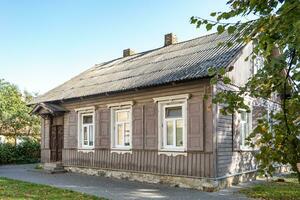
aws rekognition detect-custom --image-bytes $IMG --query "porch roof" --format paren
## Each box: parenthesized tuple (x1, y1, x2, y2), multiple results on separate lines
(31, 103, 69, 116)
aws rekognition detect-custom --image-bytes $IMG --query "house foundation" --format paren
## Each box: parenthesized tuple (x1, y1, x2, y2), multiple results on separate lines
(64, 166, 258, 191)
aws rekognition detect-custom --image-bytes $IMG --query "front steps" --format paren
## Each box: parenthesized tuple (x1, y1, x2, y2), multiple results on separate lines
(43, 162, 67, 174)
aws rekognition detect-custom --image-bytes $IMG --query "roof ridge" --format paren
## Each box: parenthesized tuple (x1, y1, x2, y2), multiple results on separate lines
(95, 32, 221, 68)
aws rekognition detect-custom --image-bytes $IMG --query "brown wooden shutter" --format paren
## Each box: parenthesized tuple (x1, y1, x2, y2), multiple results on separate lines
(204, 96, 213, 152)
(187, 98, 204, 151)
(132, 105, 144, 149)
(144, 103, 158, 150)
(232, 112, 241, 151)
(98, 109, 110, 149)
(94, 109, 100, 148)
(68, 111, 78, 148)
(252, 104, 266, 129)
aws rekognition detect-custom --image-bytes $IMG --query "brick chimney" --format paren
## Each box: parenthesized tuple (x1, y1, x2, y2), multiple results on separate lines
(123, 48, 135, 57)
(164, 33, 177, 46)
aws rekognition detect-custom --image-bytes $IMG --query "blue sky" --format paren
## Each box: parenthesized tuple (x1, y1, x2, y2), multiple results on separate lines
(0, 0, 228, 94)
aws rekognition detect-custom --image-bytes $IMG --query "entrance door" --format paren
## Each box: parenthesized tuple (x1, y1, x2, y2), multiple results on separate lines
(50, 125, 63, 162)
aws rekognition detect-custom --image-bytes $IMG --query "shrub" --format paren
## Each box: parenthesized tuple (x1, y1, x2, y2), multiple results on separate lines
(0, 143, 16, 164)
(0, 138, 40, 164)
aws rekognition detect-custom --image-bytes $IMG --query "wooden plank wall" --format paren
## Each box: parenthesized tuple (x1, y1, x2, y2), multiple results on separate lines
(40, 118, 51, 163)
(48, 80, 215, 178)
(63, 150, 214, 178)
(216, 83, 258, 177)
(41, 149, 51, 163)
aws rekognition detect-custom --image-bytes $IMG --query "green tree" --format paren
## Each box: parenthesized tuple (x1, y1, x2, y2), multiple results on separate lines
(0, 79, 40, 145)
(191, 0, 300, 182)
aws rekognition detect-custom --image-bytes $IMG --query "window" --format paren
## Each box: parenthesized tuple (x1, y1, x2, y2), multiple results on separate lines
(164, 105, 184, 148)
(111, 108, 132, 149)
(155, 94, 189, 152)
(239, 109, 252, 149)
(78, 111, 95, 149)
(252, 55, 263, 75)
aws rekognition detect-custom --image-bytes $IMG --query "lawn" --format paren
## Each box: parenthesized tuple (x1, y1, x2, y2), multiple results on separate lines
(239, 174, 300, 200)
(0, 177, 105, 200)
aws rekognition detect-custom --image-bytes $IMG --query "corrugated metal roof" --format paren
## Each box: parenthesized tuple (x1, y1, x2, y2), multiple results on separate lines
(33, 32, 244, 104)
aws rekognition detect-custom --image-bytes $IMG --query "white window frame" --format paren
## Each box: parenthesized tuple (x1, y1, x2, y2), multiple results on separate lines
(110, 106, 132, 150)
(81, 113, 94, 148)
(77, 109, 95, 150)
(238, 101, 253, 150)
(162, 103, 185, 150)
(155, 94, 189, 152)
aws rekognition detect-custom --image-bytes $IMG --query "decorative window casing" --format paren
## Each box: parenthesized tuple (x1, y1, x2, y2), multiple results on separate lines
(238, 101, 253, 150)
(109, 102, 133, 150)
(154, 94, 189, 152)
(252, 54, 264, 75)
(76, 107, 95, 150)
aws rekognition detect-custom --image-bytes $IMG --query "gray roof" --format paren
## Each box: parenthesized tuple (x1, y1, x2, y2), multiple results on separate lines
(33, 32, 244, 104)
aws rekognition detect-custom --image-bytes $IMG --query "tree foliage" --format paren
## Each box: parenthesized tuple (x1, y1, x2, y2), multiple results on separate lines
(191, 0, 300, 182)
(0, 79, 40, 143)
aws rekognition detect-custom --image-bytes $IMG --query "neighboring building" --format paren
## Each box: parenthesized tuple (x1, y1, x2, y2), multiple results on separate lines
(31, 32, 276, 190)
(0, 135, 24, 145)
(0, 135, 6, 144)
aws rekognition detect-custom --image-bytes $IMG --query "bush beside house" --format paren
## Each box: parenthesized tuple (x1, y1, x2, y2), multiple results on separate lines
(0, 138, 40, 164)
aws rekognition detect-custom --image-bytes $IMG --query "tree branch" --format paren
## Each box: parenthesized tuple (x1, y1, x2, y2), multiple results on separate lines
(282, 49, 295, 136)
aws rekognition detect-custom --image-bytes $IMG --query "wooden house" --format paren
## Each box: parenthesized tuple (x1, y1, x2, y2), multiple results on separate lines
(31, 32, 276, 190)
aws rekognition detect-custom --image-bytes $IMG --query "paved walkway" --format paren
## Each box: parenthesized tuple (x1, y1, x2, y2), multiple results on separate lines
(0, 164, 251, 200)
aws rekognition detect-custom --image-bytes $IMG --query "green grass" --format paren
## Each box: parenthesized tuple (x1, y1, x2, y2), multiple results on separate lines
(0, 177, 105, 200)
(240, 174, 300, 200)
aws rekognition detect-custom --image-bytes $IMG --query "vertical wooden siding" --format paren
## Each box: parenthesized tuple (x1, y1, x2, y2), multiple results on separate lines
(63, 149, 214, 178)
(40, 118, 51, 163)
(216, 83, 258, 177)
(56, 80, 214, 178)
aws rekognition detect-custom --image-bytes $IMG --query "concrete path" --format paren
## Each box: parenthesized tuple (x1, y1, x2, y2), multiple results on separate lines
(0, 164, 251, 200)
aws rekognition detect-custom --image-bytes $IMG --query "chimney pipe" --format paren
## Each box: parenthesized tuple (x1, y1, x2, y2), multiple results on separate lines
(123, 48, 135, 57)
(164, 33, 177, 46)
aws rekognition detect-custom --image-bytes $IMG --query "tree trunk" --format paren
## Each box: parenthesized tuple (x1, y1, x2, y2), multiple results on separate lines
(297, 166, 300, 184)
(296, 170, 300, 184)
(292, 163, 300, 183)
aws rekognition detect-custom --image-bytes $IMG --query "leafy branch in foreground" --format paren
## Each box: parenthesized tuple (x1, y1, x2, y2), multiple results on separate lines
(191, 0, 300, 182)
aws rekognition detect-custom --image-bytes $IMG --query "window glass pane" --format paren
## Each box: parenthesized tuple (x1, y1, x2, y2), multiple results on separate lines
(83, 126, 88, 145)
(240, 123, 243, 144)
(117, 124, 123, 145)
(240, 111, 247, 122)
(89, 125, 93, 146)
(247, 112, 251, 123)
(83, 115, 93, 124)
(124, 123, 130, 146)
(176, 120, 183, 147)
(244, 123, 249, 137)
(167, 121, 173, 145)
(240, 122, 248, 146)
(165, 106, 182, 118)
(240, 123, 245, 136)
(116, 111, 129, 122)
